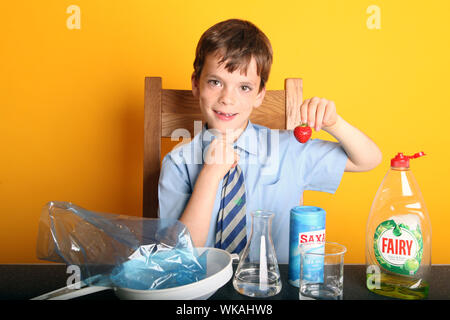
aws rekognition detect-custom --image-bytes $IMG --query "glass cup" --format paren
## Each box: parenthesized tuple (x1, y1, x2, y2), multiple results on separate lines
(299, 241, 346, 300)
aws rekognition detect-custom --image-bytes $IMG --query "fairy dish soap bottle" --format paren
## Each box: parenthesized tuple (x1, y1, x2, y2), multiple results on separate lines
(366, 152, 431, 299)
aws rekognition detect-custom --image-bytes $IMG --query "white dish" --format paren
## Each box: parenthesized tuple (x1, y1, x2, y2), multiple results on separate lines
(31, 247, 238, 300)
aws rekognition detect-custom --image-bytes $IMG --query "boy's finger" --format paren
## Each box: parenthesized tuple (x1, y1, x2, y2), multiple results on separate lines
(323, 100, 336, 127)
(205, 139, 216, 156)
(308, 97, 320, 128)
(230, 149, 239, 168)
(300, 99, 310, 124)
(315, 99, 327, 131)
(231, 153, 240, 168)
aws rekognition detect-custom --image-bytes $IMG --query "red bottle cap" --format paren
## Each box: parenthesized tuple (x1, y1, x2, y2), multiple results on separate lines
(391, 152, 426, 168)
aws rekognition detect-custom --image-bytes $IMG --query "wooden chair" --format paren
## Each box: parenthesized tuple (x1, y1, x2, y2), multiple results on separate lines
(143, 77, 303, 218)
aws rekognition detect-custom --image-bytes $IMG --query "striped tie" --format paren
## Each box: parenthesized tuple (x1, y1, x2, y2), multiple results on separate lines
(215, 164, 247, 255)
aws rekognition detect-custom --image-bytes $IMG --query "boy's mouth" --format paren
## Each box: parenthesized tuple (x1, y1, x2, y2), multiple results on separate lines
(213, 110, 238, 121)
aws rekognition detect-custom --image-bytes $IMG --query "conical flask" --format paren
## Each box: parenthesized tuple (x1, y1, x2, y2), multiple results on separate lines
(233, 210, 281, 297)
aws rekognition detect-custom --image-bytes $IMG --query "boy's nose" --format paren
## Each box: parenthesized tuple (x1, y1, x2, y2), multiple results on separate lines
(219, 87, 235, 105)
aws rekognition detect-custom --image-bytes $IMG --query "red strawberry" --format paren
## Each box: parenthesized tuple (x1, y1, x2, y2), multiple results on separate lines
(294, 124, 312, 143)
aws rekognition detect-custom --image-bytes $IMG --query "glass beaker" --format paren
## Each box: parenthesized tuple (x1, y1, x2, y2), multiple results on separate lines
(232, 210, 281, 297)
(299, 241, 346, 300)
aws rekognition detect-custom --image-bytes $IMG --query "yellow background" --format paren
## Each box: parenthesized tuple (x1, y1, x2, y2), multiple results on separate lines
(1, 0, 449, 263)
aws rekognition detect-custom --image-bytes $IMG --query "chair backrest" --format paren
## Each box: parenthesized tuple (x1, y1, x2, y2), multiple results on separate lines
(143, 77, 303, 218)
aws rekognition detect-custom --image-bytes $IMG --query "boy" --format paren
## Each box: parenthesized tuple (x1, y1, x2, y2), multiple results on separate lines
(158, 19, 382, 263)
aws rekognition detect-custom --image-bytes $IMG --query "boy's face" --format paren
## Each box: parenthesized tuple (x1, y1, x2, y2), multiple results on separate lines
(192, 52, 266, 138)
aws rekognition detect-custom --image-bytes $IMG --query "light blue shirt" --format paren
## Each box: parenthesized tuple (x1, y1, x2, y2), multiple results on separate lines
(158, 121, 348, 263)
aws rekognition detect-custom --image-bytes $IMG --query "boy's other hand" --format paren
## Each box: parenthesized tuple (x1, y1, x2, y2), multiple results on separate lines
(300, 97, 339, 132)
(203, 137, 240, 181)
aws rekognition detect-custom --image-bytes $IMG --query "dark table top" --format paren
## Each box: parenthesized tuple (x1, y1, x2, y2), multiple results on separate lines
(1, 263, 449, 300)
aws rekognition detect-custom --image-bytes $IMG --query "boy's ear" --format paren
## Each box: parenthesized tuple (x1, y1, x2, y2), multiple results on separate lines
(253, 86, 266, 108)
(191, 74, 199, 98)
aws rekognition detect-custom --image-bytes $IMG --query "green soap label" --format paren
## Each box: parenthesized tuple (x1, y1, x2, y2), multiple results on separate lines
(373, 219, 423, 276)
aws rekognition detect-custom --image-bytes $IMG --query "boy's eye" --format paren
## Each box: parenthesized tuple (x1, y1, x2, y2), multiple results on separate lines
(241, 85, 252, 92)
(208, 80, 221, 86)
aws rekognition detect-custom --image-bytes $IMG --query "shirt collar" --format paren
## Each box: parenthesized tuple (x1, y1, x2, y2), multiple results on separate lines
(201, 120, 259, 156)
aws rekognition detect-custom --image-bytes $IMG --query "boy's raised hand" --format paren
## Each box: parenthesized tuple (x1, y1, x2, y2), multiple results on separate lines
(203, 136, 240, 181)
(300, 97, 339, 132)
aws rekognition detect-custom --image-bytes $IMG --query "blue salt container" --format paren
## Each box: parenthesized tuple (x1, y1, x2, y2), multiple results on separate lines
(288, 206, 326, 287)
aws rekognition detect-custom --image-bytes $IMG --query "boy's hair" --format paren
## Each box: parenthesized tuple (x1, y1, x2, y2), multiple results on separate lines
(193, 19, 273, 92)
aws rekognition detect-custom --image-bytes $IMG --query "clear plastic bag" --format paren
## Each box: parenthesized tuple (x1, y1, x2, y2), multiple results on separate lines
(36, 201, 206, 290)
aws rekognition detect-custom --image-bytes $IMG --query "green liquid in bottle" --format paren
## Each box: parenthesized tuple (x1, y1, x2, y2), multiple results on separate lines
(366, 272, 429, 300)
